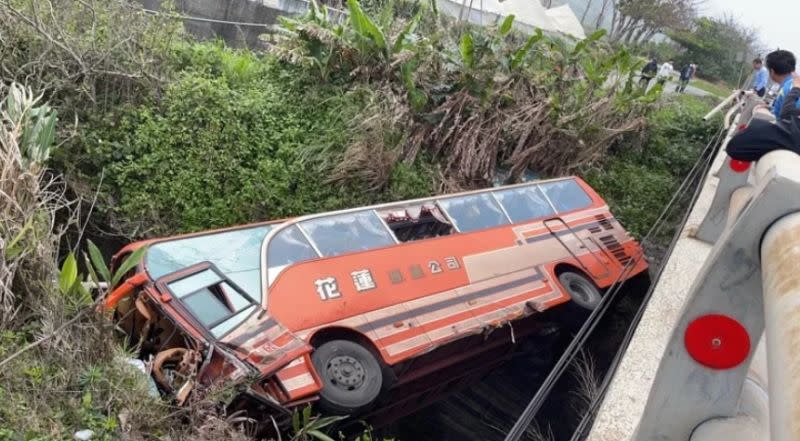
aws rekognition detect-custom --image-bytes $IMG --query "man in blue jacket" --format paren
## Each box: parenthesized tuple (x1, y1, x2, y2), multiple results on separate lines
(766, 50, 799, 119)
(751, 58, 769, 97)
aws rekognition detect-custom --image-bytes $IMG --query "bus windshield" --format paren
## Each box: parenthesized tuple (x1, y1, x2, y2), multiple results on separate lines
(146, 225, 274, 301)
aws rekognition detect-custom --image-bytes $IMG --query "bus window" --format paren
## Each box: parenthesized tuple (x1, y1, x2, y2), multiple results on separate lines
(493, 186, 555, 223)
(300, 211, 396, 257)
(439, 193, 510, 233)
(267, 225, 320, 284)
(166, 269, 256, 338)
(540, 179, 593, 213)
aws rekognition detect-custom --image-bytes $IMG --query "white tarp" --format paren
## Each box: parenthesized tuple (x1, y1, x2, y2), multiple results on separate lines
(544, 5, 586, 39)
(437, 0, 586, 40)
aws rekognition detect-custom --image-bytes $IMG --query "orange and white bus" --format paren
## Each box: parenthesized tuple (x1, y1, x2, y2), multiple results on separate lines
(107, 176, 647, 417)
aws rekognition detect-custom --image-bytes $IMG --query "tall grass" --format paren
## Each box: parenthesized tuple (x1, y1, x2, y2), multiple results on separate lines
(1, 83, 65, 329)
(568, 350, 600, 414)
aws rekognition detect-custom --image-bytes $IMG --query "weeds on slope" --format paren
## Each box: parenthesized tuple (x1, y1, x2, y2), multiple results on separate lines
(0, 83, 253, 440)
(0, 81, 389, 441)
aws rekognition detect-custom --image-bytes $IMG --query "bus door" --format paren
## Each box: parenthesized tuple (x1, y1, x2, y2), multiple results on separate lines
(543, 218, 610, 279)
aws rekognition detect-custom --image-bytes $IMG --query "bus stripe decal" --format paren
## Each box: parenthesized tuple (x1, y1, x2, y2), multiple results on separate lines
(357, 272, 543, 332)
(385, 288, 564, 357)
(374, 278, 545, 347)
(380, 283, 556, 352)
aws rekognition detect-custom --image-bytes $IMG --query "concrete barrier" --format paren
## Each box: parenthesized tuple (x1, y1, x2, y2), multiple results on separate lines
(140, 0, 344, 47)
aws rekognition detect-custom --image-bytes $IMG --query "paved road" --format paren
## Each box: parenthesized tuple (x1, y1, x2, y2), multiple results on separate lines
(634, 75, 713, 98)
(662, 80, 711, 98)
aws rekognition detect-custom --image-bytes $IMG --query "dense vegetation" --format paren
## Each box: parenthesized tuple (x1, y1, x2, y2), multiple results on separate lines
(586, 94, 716, 238)
(57, 0, 663, 237)
(668, 16, 757, 85)
(0, 0, 715, 439)
(78, 46, 435, 235)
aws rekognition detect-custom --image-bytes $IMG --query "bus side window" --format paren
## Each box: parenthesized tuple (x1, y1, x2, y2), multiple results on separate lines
(300, 211, 395, 257)
(439, 193, 510, 233)
(539, 180, 593, 213)
(493, 186, 555, 223)
(267, 225, 319, 284)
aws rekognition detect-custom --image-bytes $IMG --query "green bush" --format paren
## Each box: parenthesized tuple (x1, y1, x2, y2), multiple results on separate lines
(585, 95, 716, 239)
(81, 45, 434, 236)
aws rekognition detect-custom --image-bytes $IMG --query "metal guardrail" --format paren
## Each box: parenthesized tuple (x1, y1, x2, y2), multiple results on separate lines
(695, 92, 776, 244)
(634, 92, 800, 441)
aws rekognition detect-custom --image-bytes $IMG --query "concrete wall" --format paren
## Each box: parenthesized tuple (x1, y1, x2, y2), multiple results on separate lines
(139, 0, 318, 47)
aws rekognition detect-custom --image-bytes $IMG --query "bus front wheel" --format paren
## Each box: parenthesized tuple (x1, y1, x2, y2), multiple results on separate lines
(558, 271, 602, 311)
(312, 339, 383, 415)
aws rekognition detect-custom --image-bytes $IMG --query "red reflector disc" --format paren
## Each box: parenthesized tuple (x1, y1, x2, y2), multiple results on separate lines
(729, 159, 751, 173)
(738, 124, 748, 132)
(684, 314, 750, 370)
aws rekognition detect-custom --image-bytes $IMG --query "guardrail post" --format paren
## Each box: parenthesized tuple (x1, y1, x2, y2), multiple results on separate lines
(761, 211, 800, 441)
(695, 157, 751, 243)
(696, 93, 776, 244)
(633, 150, 800, 441)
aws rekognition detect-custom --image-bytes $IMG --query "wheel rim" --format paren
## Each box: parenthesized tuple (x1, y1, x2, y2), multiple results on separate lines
(327, 355, 366, 391)
(560, 272, 600, 309)
(569, 280, 591, 303)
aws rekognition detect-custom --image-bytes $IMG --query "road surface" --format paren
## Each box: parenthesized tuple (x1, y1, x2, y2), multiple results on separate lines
(662, 80, 711, 98)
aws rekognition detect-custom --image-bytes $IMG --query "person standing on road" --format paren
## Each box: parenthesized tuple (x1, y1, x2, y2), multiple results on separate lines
(656, 60, 674, 87)
(751, 58, 769, 97)
(640, 58, 658, 89)
(766, 50, 799, 118)
(727, 72, 800, 162)
(676, 62, 695, 93)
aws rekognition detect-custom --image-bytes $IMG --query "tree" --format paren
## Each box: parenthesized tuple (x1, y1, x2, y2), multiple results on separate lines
(668, 15, 760, 84)
(609, 0, 701, 44)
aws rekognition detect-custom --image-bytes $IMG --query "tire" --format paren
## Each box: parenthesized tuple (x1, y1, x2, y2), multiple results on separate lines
(558, 271, 602, 311)
(311, 339, 383, 415)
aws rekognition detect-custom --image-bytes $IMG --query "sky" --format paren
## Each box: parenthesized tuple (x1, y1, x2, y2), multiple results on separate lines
(703, 0, 800, 58)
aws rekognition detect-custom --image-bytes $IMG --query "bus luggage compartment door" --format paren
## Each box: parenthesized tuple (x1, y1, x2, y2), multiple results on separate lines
(543, 218, 609, 279)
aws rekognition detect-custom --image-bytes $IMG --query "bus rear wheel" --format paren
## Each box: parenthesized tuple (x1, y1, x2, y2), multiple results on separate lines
(558, 271, 602, 311)
(312, 339, 383, 415)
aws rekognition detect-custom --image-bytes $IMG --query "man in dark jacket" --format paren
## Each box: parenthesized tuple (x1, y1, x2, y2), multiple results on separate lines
(676, 63, 695, 93)
(727, 72, 800, 162)
(640, 59, 658, 89)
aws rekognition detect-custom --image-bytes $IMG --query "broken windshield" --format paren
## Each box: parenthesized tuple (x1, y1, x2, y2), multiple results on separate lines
(146, 225, 274, 301)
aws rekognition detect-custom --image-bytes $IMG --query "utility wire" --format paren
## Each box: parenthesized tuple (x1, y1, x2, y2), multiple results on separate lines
(503, 121, 726, 441)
